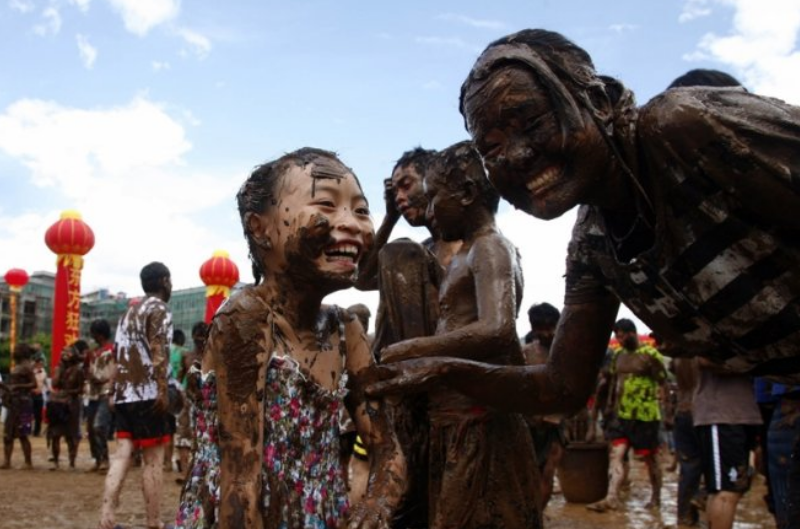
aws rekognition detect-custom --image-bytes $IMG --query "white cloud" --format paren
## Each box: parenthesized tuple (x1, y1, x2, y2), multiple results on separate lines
(175, 27, 212, 59)
(9, 0, 35, 14)
(436, 13, 506, 30)
(68, 0, 91, 13)
(609, 23, 638, 34)
(0, 96, 190, 192)
(680, 0, 713, 22)
(0, 95, 244, 296)
(152, 60, 171, 71)
(106, 0, 180, 36)
(76, 34, 97, 69)
(682, 0, 800, 103)
(33, 6, 61, 36)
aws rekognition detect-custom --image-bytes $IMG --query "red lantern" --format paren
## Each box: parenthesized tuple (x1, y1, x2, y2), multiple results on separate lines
(4, 268, 30, 293)
(199, 250, 239, 323)
(45, 210, 95, 371)
(4, 268, 29, 367)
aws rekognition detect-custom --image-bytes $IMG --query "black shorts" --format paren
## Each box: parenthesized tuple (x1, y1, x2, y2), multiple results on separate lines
(114, 400, 171, 449)
(696, 424, 757, 493)
(605, 417, 660, 455)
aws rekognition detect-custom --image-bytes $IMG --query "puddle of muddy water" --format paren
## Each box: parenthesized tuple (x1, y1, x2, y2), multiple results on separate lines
(545, 457, 776, 529)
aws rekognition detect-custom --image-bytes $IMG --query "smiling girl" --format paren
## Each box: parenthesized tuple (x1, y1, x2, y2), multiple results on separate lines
(175, 148, 405, 529)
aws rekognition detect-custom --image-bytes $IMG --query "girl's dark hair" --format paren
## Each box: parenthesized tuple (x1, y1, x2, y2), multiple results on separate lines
(236, 147, 356, 284)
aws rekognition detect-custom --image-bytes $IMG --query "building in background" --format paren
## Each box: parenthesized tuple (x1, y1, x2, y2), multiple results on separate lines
(1, 278, 238, 356)
(0, 271, 55, 343)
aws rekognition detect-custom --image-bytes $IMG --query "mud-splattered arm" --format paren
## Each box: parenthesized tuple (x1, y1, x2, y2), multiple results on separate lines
(214, 296, 272, 529)
(356, 178, 400, 292)
(370, 298, 619, 415)
(344, 317, 406, 529)
(146, 304, 171, 410)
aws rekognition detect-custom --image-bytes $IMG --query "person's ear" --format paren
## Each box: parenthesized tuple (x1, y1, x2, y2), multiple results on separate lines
(460, 179, 478, 207)
(245, 212, 273, 250)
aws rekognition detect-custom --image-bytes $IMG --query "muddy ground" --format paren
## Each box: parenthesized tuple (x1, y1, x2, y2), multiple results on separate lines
(0, 435, 777, 528)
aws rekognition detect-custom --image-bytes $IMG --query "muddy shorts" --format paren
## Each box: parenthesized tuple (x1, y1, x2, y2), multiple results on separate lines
(605, 417, 660, 455)
(114, 400, 171, 449)
(696, 423, 757, 493)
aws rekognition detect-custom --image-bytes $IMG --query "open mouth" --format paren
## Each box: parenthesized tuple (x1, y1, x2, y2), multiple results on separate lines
(323, 241, 361, 264)
(525, 166, 561, 196)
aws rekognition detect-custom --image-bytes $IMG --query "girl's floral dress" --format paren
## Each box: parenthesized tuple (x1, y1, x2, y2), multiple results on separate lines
(175, 331, 350, 529)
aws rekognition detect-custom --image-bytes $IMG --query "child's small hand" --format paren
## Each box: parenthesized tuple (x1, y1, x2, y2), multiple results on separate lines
(367, 357, 448, 397)
(379, 342, 412, 364)
(383, 178, 400, 221)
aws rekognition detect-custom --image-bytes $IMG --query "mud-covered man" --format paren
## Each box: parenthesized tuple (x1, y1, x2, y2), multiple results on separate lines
(100, 261, 173, 529)
(522, 302, 566, 510)
(588, 319, 666, 512)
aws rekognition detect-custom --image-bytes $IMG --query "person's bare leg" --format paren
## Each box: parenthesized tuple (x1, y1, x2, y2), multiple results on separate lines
(68, 437, 79, 468)
(541, 442, 565, 507)
(163, 438, 173, 472)
(706, 491, 740, 529)
(99, 438, 134, 529)
(2, 439, 13, 468)
(51, 436, 61, 469)
(142, 444, 166, 528)
(20, 436, 32, 468)
(178, 447, 190, 476)
(587, 442, 627, 511)
(644, 452, 662, 508)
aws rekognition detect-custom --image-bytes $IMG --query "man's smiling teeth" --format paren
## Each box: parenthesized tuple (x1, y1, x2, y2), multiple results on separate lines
(526, 167, 559, 193)
(324, 243, 359, 261)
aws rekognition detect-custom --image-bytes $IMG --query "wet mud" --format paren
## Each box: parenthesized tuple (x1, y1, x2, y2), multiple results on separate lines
(0, 435, 777, 528)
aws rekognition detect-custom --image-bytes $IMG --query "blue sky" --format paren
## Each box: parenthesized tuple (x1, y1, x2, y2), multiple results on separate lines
(1, 0, 799, 334)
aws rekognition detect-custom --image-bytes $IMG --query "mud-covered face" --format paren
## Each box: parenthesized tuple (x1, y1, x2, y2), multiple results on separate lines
(390, 165, 428, 227)
(464, 67, 612, 220)
(251, 161, 374, 290)
(531, 322, 556, 349)
(423, 171, 463, 242)
(192, 331, 206, 353)
(614, 329, 639, 351)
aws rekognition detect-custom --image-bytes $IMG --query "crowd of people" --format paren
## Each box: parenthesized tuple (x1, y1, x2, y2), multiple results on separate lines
(1, 26, 800, 529)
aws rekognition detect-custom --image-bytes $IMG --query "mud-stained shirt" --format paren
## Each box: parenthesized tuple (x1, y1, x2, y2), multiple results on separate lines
(113, 296, 173, 403)
(88, 343, 115, 399)
(565, 87, 800, 379)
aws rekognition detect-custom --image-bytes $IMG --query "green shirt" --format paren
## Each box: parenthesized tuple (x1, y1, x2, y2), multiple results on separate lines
(611, 344, 665, 422)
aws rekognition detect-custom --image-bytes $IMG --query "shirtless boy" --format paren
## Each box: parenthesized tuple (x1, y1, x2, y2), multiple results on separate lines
(381, 141, 541, 529)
